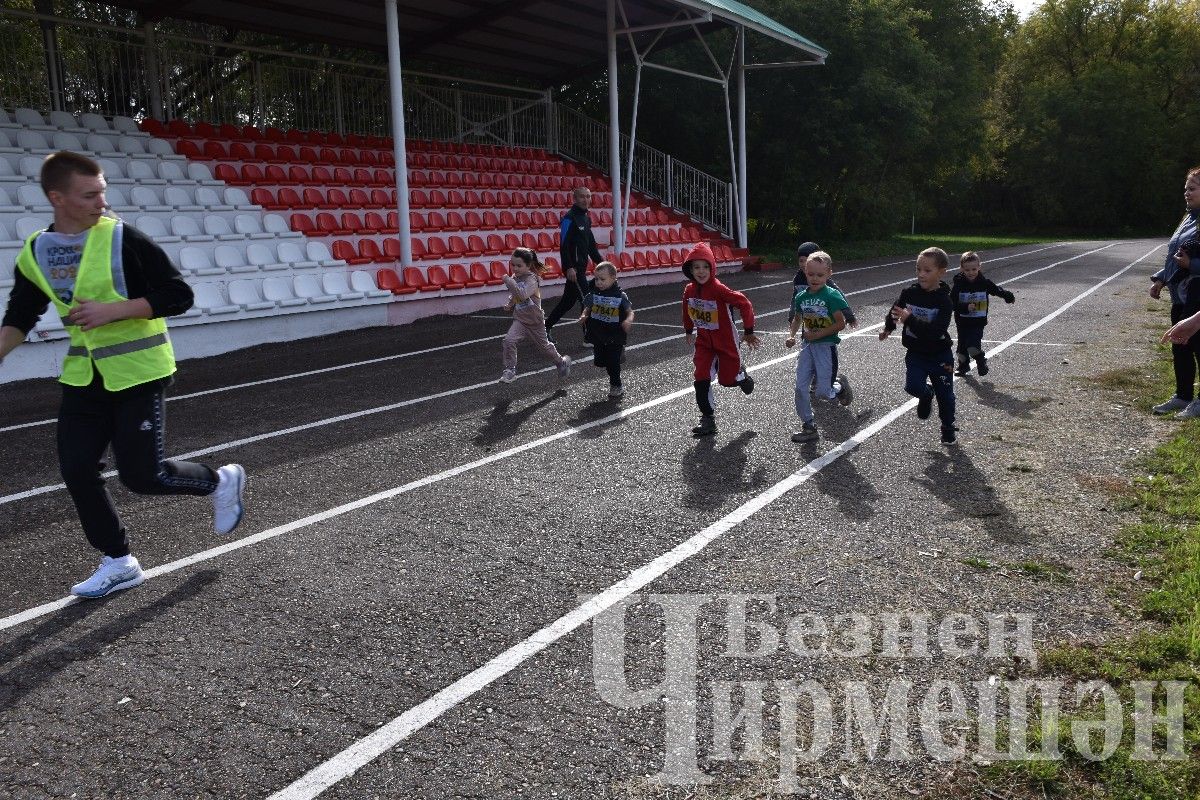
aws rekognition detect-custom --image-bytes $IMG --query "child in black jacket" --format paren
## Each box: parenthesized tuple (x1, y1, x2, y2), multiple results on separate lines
(579, 261, 634, 397)
(951, 251, 1014, 376)
(879, 247, 958, 444)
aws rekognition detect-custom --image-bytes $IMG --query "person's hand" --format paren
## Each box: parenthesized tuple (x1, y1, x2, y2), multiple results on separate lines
(1162, 315, 1200, 344)
(878, 329, 891, 341)
(741, 333, 761, 351)
(891, 305, 911, 323)
(621, 319, 632, 333)
(66, 299, 123, 331)
(685, 331, 695, 347)
(1150, 281, 1164, 300)
(785, 336, 797, 348)
(1003, 292, 1015, 304)
(578, 315, 587, 327)
(565, 268, 577, 281)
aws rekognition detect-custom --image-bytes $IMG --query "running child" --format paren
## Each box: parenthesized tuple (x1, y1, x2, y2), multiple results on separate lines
(785, 250, 853, 443)
(950, 251, 1014, 376)
(681, 241, 760, 437)
(500, 247, 571, 383)
(790, 240, 857, 391)
(579, 261, 634, 397)
(879, 247, 958, 444)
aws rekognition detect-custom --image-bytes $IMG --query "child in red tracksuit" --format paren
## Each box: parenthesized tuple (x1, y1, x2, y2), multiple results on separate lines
(681, 241, 760, 436)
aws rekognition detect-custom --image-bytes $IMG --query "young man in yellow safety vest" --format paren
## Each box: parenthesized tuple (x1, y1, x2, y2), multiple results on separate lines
(0, 151, 246, 599)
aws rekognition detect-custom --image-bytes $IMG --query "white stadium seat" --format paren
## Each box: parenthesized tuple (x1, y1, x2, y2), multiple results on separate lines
(228, 278, 276, 311)
(171, 215, 213, 242)
(262, 276, 307, 307)
(321, 271, 364, 301)
(351, 270, 392, 298)
(277, 240, 316, 268)
(180, 246, 224, 276)
(292, 274, 336, 303)
(247, 242, 286, 271)
(215, 244, 252, 273)
(193, 282, 239, 314)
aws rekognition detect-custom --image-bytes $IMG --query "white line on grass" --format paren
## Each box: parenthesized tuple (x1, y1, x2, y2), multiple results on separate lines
(265, 242, 1158, 800)
(0, 243, 1107, 507)
(0, 244, 1065, 434)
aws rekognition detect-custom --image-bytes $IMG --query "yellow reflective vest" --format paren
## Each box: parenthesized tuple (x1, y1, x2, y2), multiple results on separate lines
(16, 216, 176, 391)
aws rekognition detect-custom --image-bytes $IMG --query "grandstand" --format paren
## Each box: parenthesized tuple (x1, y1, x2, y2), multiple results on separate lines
(0, 1, 825, 383)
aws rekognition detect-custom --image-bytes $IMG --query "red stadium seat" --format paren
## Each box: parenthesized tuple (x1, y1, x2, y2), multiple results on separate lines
(250, 188, 280, 210)
(544, 256, 562, 279)
(504, 233, 522, 251)
(340, 149, 361, 167)
(309, 166, 333, 185)
(646, 251, 661, 268)
(217, 123, 243, 140)
(175, 140, 203, 159)
(478, 174, 496, 189)
(333, 240, 370, 265)
(234, 164, 261, 184)
(404, 266, 440, 292)
(332, 167, 354, 184)
(445, 211, 466, 231)
(464, 211, 485, 230)
(203, 140, 229, 160)
(424, 236, 449, 260)
(481, 211, 500, 229)
(485, 234, 506, 255)
(322, 187, 347, 208)
(370, 189, 391, 207)
(373, 169, 391, 186)
(360, 211, 388, 234)
(229, 142, 254, 161)
(140, 118, 169, 137)
(521, 232, 537, 249)
(377, 268, 417, 295)
(427, 189, 448, 207)
(341, 212, 369, 234)
(350, 188, 376, 208)
(326, 132, 345, 147)
(264, 126, 285, 141)
(408, 211, 426, 232)
(499, 210, 517, 228)
(537, 232, 554, 251)
(167, 119, 193, 138)
(264, 165, 293, 185)
(289, 214, 316, 235)
(472, 262, 498, 286)
(429, 265, 458, 289)
(360, 150, 379, 167)
(303, 188, 333, 210)
(285, 129, 306, 144)
(316, 212, 352, 236)
(490, 261, 508, 282)
(634, 251, 648, 269)
(287, 165, 311, 184)
(425, 211, 448, 232)
(254, 143, 282, 164)
(276, 188, 304, 209)
(617, 251, 635, 271)
(359, 239, 392, 264)
(450, 263, 481, 288)
(409, 189, 430, 208)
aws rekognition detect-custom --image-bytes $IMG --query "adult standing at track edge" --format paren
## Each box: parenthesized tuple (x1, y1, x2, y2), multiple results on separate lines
(0, 151, 246, 600)
(544, 186, 603, 345)
(1151, 166, 1200, 417)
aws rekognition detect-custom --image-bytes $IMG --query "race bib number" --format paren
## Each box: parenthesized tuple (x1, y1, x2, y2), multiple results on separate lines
(960, 291, 988, 318)
(904, 304, 938, 337)
(590, 294, 623, 324)
(687, 298, 720, 330)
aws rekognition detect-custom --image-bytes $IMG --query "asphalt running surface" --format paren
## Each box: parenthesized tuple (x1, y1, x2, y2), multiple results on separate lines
(0, 240, 1166, 798)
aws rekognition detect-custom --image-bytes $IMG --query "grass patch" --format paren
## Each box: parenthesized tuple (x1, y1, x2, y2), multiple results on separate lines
(1013, 559, 1072, 583)
(971, 338, 1200, 800)
(751, 232, 1059, 265)
(961, 556, 992, 570)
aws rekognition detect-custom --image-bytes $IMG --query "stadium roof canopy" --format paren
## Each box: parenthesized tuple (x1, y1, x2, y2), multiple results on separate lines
(103, 0, 827, 86)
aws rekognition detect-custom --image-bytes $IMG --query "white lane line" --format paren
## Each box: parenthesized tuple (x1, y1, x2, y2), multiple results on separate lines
(0, 244, 1065, 435)
(0, 243, 1107, 508)
(265, 243, 1153, 800)
(0, 243, 1116, 632)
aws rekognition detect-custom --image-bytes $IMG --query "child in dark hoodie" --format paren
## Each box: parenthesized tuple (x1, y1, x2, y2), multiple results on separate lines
(579, 261, 634, 397)
(950, 251, 1014, 376)
(879, 247, 958, 445)
(681, 241, 760, 437)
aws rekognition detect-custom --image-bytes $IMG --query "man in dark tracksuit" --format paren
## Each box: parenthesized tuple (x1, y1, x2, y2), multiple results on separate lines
(545, 186, 603, 343)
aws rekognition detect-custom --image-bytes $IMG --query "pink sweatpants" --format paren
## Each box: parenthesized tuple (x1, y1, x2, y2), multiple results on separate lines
(503, 305, 565, 370)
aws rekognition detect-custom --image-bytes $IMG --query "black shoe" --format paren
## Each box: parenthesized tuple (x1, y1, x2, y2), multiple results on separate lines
(975, 355, 989, 376)
(691, 415, 717, 437)
(941, 424, 958, 445)
(917, 390, 933, 420)
(739, 375, 755, 395)
(835, 374, 852, 406)
(791, 422, 818, 443)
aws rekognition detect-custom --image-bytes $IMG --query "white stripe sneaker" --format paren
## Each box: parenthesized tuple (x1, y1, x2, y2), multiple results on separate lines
(71, 555, 144, 599)
(213, 464, 247, 535)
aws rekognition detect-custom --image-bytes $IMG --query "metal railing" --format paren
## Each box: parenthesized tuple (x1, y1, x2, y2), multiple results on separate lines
(555, 106, 732, 237)
(0, 7, 732, 237)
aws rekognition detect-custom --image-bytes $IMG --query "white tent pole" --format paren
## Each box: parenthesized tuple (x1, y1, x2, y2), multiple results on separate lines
(385, 0, 413, 266)
(607, 0, 624, 255)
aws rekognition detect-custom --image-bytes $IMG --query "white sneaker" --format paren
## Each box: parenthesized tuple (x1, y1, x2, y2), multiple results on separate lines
(1177, 399, 1200, 419)
(213, 464, 246, 535)
(557, 355, 573, 378)
(71, 555, 144, 599)
(499, 368, 516, 383)
(1153, 396, 1189, 415)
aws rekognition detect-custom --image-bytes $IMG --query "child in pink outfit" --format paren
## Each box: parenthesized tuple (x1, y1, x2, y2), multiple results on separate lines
(500, 247, 572, 383)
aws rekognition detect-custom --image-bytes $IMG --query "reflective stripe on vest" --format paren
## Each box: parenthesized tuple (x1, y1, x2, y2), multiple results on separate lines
(15, 217, 176, 391)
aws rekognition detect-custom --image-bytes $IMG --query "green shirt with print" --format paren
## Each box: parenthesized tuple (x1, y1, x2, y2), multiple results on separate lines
(793, 284, 850, 345)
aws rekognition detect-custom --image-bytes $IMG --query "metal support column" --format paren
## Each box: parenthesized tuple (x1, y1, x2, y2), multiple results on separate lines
(385, 0, 413, 266)
(735, 26, 748, 248)
(607, 0, 624, 255)
(35, 0, 63, 112)
(143, 21, 164, 121)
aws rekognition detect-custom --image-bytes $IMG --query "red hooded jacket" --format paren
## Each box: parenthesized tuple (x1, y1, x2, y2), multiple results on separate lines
(680, 241, 755, 337)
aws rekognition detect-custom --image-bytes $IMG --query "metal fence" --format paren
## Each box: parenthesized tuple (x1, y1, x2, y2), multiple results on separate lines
(555, 106, 732, 237)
